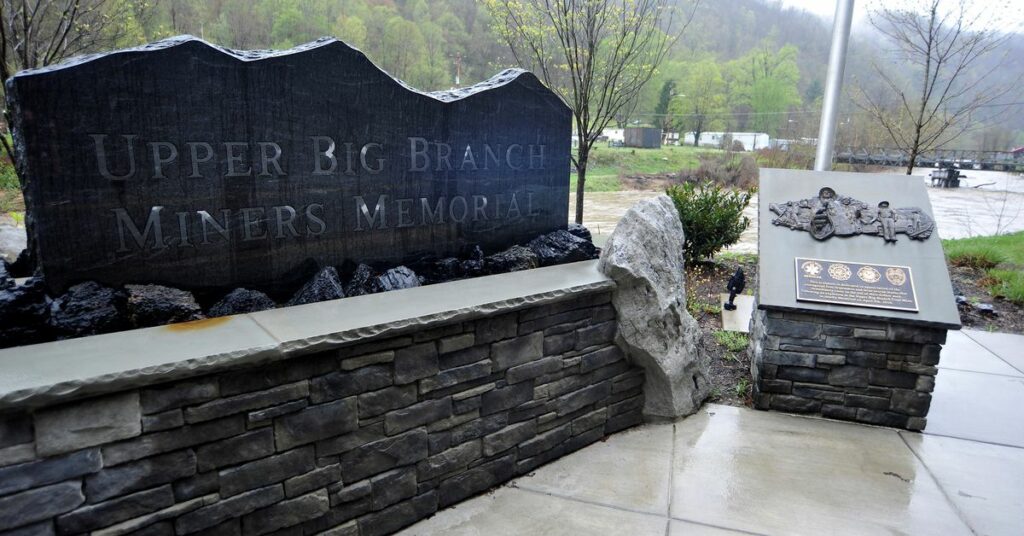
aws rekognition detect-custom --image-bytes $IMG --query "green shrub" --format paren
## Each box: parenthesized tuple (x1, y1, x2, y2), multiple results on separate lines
(734, 378, 750, 397)
(0, 159, 18, 191)
(713, 330, 749, 352)
(687, 300, 721, 317)
(667, 182, 752, 265)
(944, 241, 1006, 269)
(987, 269, 1024, 305)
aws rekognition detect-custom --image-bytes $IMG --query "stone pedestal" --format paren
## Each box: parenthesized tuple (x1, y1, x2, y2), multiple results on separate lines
(750, 307, 946, 431)
(752, 170, 960, 431)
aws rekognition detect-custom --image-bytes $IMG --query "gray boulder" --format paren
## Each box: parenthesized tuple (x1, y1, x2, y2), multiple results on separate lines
(484, 245, 539, 274)
(288, 266, 345, 305)
(377, 266, 421, 291)
(126, 284, 204, 327)
(528, 229, 599, 266)
(597, 195, 709, 419)
(208, 288, 276, 317)
(49, 281, 128, 337)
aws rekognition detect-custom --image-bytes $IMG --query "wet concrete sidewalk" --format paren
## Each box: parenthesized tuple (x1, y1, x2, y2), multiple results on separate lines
(400, 329, 1024, 535)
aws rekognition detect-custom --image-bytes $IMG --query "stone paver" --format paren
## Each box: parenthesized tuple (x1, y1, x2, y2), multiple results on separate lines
(668, 520, 756, 535)
(939, 330, 1022, 376)
(961, 330, 1024, 375)
(403, 404, 998, 535)
(513, 424, 673, 515)
(902, 432, 1024, 536)
(925, 368, 1024, 448)
(397, 485, 668, 535)
(719, 294, 755, 333)
(404, 327, 1024, 535)
(670, 406, 971, 536)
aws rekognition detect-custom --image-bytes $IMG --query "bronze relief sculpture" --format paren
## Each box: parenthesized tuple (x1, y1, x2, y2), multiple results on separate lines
(770, 187, 934, 242)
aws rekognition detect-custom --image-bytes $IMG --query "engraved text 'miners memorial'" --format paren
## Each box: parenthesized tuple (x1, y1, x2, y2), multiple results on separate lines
(8, 36, 570, 294)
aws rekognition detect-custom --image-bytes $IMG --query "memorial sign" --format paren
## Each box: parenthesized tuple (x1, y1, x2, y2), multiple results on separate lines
(757, 169, 959, 329)
(752, 169, 958, 431)
(7, 36, 571, 294)
(794, 257, 918, 312)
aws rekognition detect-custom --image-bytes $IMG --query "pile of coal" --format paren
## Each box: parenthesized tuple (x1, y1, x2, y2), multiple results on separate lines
(0, 225, 597, 349)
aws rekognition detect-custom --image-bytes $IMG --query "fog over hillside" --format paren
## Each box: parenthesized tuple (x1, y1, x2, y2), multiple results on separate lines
(650, 0, 1024, 150)
(55, 0, 1024, 150)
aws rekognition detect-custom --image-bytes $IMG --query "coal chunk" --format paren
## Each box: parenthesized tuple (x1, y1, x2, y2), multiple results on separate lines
(484, 246, 539, 274)
(344, 264, 382, 297)
(208, 288, 276, 317)
(126, 284, 203, 327)
(527, 229, 599, 266)
(0, 259, 12, 290)
(377, 266, 421, 291)
(975, 303, 996, 316)
(8, 248, 35, 278)
(0, 276, 51, 347)
(288, 266, 345, 306)
(48, 281, 128, 337)
(460, 246, 485, 278)
(567, 223, 593, 242)
(413, 258, 462, 284)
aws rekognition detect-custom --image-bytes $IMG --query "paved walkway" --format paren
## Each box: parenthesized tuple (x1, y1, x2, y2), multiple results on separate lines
(400, 329, 1024, 535)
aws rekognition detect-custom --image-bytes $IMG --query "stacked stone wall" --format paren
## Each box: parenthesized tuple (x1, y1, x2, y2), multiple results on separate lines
(751, 308, 944, 430)
(0, 290, 643, 536)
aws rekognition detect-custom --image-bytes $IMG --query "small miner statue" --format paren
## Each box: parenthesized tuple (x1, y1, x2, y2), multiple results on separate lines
(878, 201, 897, 242)
(724, 268, 746, 311)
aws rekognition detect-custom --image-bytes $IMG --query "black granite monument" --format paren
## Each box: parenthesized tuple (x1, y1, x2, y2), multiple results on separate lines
(7, 36, 571, 294)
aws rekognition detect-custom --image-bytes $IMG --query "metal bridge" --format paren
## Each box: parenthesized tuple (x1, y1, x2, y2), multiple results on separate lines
(832, 147, 1024, 171)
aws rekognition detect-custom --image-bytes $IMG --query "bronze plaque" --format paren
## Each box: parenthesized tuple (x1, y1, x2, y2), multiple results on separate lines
(794, 257, 918, 312)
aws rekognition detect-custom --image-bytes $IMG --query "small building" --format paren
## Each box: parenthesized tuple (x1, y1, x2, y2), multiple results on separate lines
(600, 128, 625, 143)
(624, 127, 662, 148)
(682, 132, 770, 150)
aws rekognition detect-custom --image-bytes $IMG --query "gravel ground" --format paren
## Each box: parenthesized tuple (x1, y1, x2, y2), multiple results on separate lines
(686, 256, 759, 408)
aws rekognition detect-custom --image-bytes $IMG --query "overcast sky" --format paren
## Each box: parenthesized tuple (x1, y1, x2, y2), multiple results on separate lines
(777, 0, 1024, 33)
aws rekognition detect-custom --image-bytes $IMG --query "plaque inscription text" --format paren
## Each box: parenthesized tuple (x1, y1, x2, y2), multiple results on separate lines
(794, 257, 918, 312)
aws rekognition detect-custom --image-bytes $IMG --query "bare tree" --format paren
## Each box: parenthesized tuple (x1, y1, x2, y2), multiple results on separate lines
(0, 0, 149, 166)
(854, 0, 1016, 175)
(486, 0, 697, 224)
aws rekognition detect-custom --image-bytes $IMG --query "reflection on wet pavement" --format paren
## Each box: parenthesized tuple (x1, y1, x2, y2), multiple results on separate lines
(404, 329, 1024, 536)
(402, 405, 980, 535)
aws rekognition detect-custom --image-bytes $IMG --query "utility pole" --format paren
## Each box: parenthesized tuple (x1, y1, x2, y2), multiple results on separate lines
(453, 53, 462, 87)
(815, 0, 855, 171)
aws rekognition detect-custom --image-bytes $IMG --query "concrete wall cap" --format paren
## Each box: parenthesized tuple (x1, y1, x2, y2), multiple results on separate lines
(0, 261, 613, 411)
